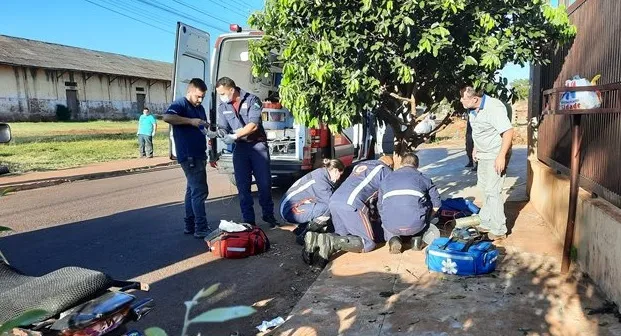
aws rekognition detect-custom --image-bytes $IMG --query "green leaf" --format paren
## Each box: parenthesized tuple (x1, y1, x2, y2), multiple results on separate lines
(0, 226, 12, 232)
(144, 327, 168, 336)
(193, 283, 220, 301)
(403, 17, 414, 26)
(0, 310, 48, 334)
(464, 56, 478, 66)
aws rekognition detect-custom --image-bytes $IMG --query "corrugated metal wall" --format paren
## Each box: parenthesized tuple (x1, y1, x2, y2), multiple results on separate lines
(537, 0, 621, 205)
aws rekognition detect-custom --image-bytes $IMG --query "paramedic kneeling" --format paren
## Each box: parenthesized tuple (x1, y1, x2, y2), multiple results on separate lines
(378, 153, 441, 254)
(280, 159, 345, 224)
(215, 77, 280, 227)
(280, 159, 345, 244)
(302, 156, 394, 267)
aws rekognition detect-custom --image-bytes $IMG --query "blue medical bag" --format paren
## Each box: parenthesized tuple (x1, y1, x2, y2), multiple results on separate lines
(425, 236, 498, 276)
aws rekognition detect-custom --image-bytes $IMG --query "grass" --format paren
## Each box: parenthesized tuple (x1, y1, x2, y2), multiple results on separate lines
(0, 121, 170, 173)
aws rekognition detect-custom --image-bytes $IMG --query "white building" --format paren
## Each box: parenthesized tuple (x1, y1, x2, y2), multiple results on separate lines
(0, 35, 172, 121)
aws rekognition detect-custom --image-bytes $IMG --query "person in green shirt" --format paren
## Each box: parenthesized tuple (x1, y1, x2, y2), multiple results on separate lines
(137, 107, 157, 158)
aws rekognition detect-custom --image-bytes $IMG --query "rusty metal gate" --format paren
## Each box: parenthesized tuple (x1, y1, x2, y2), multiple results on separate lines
(536, 0, 621, 208)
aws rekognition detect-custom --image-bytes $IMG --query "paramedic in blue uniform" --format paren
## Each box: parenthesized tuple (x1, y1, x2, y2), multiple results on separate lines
(302, 156, 394, 266)
(280, 159, 345, 244)
(378, 153, 441, 254)
(214, 77, 280, 227)
(280, 159, 345, 224)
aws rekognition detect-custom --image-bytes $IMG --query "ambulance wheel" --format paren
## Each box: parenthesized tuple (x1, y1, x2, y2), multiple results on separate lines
(228, 174, 237, 186)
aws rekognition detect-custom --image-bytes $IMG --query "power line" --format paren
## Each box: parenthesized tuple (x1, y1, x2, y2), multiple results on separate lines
(171, 0, 232, 26)
(134, 0, 228, 32)
(101, 0, 172, 28)
(83, 0, 174, 35)
(107, 0, 175, 25)
(183, 0, 250, 20)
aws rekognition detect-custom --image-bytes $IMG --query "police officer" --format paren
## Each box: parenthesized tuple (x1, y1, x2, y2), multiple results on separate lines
(303, 156, 394, 266)
(214, 77, 280, 227)
(378, 153, 441, 254)
(280, 159, 345, 243)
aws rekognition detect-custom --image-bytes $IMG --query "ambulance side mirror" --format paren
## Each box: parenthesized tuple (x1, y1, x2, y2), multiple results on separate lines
(0, 123, 11, 143)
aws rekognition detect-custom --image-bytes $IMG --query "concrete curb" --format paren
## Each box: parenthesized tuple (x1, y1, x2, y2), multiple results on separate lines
(0, 161, 179, 192)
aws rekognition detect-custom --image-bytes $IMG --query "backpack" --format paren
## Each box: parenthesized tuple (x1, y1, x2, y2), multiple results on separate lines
(425, 227, 498, 276)
(437, 198, 480, 223)
(205, 226, 270, 259)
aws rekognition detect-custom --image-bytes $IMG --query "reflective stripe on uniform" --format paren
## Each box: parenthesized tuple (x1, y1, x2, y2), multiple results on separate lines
(279, 180, 316, 216)
(382, 189, 425, 200)
(347, 165, 384, 206)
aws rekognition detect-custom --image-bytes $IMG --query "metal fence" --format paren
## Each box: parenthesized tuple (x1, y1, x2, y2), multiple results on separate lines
(537, 0, 621, 207)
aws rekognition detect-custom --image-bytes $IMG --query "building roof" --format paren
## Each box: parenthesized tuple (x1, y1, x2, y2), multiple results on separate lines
(0, 35, 172, 81)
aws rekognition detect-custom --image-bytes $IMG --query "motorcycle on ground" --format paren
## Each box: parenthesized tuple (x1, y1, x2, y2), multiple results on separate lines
(0, 124, 154, 336)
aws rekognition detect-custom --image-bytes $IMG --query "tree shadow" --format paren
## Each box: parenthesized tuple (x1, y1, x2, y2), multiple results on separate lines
(416, 146, 529, 203)
(272, 246, 621, 336)
(0, 188, 324, 336)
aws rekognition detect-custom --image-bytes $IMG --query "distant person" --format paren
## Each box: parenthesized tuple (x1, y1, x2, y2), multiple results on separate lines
(137, 107, 157, 158)
(162, 78, 211, 238)
(465, 111, 476, 171)
(459, 86, 514, 241)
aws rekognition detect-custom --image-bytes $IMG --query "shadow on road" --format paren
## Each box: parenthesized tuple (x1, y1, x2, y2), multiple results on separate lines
(0, 189, 320, 335)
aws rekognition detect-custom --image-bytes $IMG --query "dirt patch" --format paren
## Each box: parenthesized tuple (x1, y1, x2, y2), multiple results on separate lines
(135, 227, 322, 336)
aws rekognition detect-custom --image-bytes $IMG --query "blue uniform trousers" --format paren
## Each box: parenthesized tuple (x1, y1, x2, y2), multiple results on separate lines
(233, 141, 274, 223)
(329, 202, 381, 252)
(281, 201, 330, 224)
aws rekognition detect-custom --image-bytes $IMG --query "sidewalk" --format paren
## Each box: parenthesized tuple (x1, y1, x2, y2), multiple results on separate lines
(0, 156, 176, 191)
(267, 148, 621, 336)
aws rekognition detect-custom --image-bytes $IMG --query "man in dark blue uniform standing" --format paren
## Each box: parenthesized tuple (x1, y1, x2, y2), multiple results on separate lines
(163, 78, 211, 238)
(378, 153, 441, 253)
(214, 77, 279, 227)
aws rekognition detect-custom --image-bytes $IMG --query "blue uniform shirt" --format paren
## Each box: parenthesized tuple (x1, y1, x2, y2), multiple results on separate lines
(330, 160, 391, 211)
(165, 97, 207, 163)
(216, 88, 267, 143)
(378, 166, 442, 230)
(280, 168, 335, 214)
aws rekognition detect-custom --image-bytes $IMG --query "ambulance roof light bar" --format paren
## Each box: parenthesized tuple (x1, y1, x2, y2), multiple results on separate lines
(230, 24, 242, 33)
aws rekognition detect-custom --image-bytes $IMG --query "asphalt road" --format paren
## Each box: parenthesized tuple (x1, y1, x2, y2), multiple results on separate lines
(0, 168, 320, 336)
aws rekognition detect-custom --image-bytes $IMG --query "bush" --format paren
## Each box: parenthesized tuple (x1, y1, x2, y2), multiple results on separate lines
(55, 104, 71, 121)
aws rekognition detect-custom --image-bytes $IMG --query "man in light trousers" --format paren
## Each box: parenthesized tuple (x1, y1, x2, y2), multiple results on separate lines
(459, 86, 514, 240)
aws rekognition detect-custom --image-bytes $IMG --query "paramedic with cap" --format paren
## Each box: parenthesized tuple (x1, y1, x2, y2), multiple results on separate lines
(302, 156, 394, 267)
(280, 159, 345, 243)
(378, 152, 441, 253)
(459, 86, 513, 240)
(214, 77, 280, 227)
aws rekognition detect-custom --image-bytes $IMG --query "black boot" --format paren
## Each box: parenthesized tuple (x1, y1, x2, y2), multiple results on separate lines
(302, 231, 320, 265)
(307, 217, 331, 232)
(411, 236, 424, 251)
(315, 233, 364, 267)
(388, 236, 403, 254)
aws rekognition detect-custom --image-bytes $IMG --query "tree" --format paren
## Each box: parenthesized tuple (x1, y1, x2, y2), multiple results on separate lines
(511, 78, 531, 101)
(248, 0, 576, 156)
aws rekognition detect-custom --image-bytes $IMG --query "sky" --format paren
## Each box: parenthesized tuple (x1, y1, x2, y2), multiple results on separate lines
(0, 0, 529, 82)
